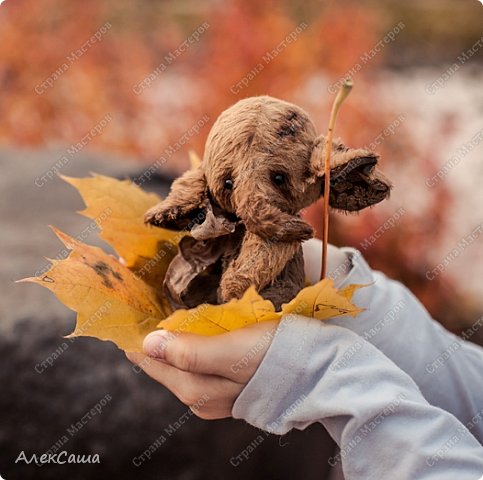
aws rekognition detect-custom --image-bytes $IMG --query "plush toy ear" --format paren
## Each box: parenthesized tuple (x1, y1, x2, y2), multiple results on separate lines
(309, 135, 392, 212)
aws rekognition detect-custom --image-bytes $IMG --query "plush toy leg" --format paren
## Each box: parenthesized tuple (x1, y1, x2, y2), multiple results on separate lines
(218, 232, 303, 305)
(144, 168, 208, 229)
(258, 247, 305, 310)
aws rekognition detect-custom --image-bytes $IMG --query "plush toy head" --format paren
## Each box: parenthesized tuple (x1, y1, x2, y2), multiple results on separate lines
(205, 96, 390, 227)
(204, 97, 319, 217)
(145, 96, 391, 309)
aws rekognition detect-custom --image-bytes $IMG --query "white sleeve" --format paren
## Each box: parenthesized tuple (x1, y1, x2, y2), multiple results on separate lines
(232, 315, 483, 480)
(324, 246, 483, 444)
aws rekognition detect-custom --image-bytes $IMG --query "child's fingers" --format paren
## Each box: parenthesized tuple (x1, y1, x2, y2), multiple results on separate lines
(125, 352, 239, 419)
(142, 322, 278, 382)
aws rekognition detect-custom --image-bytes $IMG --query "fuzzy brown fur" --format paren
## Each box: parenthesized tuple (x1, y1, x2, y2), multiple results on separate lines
(144, 96, 391, 310)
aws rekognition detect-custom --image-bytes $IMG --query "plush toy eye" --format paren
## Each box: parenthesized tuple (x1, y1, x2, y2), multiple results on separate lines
(272, 173, 286, 186)
(224, 178, 234, 190)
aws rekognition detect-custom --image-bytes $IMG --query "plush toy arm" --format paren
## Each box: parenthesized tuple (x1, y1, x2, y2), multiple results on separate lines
(218, 233, 303, 304)
(144, 168, 208, 230)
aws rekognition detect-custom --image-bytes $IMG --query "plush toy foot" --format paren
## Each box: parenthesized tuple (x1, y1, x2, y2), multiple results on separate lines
(218, 274, 252, 304)
(144, 203, 183, 226)
(144, 202, 208, 230)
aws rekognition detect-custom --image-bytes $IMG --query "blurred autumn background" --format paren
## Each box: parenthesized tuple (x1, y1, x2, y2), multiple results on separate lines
(2, 0, 482, 333)
(1, 0, 482, 478)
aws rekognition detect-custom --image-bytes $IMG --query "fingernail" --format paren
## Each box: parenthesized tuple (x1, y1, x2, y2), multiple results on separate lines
(143, 330, 174, 358)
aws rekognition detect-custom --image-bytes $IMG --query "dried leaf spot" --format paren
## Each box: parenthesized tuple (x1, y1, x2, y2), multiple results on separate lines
(90, 261, 122, 288)
(42, 276, 55, 283)
(112, 270, 123, 281)
(315, 303, 349, 314)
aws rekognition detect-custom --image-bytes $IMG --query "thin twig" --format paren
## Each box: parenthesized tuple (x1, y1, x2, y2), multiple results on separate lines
(321, 78, 353, 280)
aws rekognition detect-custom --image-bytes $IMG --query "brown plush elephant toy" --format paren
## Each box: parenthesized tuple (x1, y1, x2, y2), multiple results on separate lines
(144, 96, 391, 310)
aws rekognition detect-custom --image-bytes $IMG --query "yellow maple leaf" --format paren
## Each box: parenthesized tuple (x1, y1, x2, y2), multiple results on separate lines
(61, 173, 182, 310)
(20, 173, 365, 351)
(61, 173, 174, 267)
(159, 280, 363, 336)
(158, 286, 280, 335)
(18, 228, 167, 352)
(281, 279, 365, 320)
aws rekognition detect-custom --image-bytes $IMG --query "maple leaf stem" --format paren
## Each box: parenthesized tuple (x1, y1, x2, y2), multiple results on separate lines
(321, 78, 353, 280)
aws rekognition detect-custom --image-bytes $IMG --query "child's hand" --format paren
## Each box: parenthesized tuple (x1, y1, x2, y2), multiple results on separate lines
(126, 321, 278, 419)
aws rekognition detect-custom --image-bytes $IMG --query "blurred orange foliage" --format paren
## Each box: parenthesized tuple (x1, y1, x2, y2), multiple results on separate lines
(0, 0, 387, 167)
(1, 0, 479, 337)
